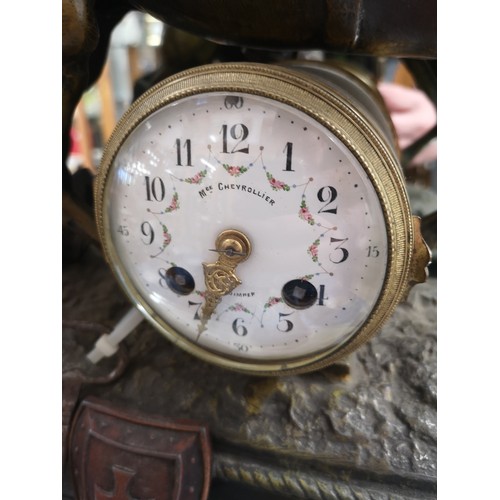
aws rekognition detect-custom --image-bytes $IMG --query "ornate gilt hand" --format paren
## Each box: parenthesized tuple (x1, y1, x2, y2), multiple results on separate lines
(197, 230, 251, 339)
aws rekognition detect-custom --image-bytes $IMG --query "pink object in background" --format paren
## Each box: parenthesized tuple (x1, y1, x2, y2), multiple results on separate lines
(378, 82, 437, 165)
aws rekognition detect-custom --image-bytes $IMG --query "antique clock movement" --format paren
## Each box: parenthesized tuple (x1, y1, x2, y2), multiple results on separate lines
(94, 62, 430, 375)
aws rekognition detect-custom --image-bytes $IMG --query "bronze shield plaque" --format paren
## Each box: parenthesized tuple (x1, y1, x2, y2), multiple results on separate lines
(69, 398, 211, 500)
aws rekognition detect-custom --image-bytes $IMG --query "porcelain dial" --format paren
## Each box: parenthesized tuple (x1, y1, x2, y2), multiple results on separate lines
(96, 63, 426, 374)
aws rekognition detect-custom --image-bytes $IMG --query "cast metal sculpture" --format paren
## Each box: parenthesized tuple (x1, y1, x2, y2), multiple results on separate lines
(62, 2, 436, 498)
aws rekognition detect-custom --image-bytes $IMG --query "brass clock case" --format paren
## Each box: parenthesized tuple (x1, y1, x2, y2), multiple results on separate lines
(95, 62, 426, 376)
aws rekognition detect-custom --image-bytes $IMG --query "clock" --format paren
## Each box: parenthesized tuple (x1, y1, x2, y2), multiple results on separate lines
(94, 61, 430, 375)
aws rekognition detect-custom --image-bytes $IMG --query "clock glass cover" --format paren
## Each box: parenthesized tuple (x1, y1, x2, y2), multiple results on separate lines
(96, 63, 416, 374)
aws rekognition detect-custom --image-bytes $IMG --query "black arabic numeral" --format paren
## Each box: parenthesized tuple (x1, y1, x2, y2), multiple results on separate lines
(117, 225, 129, 236)
(175, 138, 192, 166)
(224, 96, 244, 109)
(277, 312, 294, 332)
(189, 301, 203, 320)
(317, 186, 338, 214)
(367, 245, 380, 257)
(158, 268, 169, 288)
(220, 124, 249, 154)
(317, 285, 328, 306)
(232, 317, 248, 336)
(140, 221, 154, 245)
(145, 176, 165, 202)
(283, 142, 294, 171)
(329, 237, 349, 264)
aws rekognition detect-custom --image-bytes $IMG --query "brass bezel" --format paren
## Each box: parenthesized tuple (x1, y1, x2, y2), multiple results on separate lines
(95, 62, 413, 376)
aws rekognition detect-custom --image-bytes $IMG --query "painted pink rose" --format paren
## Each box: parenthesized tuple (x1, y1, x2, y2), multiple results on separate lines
(300, 207, 312, 220)
(162, 229, 172, 246)
(308, 241, 320, 262)
(271, 178, 285, 189)
(264, 296, 282, 309)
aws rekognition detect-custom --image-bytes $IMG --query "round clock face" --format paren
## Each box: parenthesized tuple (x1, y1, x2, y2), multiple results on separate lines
(101, 89, 389, 369)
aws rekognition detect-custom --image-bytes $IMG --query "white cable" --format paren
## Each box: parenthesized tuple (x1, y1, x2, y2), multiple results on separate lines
(86, 307, 144, 364)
